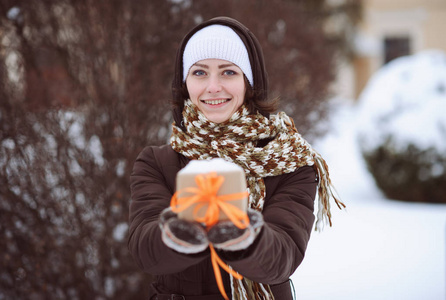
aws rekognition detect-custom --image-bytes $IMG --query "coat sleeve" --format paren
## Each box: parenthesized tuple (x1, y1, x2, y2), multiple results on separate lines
(127, 146, 208, 275)
(223, 166, 317, 285)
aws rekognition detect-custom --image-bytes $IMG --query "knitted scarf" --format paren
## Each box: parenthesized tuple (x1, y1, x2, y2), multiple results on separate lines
(170, 100, 345, 300)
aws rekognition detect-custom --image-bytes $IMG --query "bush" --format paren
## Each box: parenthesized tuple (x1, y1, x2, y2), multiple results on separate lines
(362, 139, 446, 203)
(357, 51, 446, 203)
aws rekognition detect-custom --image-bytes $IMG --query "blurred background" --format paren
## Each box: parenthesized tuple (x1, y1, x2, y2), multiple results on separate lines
(0, 0, 445, 299)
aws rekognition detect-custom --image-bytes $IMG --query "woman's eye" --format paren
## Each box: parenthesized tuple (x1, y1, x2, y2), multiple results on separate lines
(223, 70, 237, 76)
(192, 70, 206, 76)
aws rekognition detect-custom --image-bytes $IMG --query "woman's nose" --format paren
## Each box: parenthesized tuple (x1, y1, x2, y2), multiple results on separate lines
(206, 75, 222, 93)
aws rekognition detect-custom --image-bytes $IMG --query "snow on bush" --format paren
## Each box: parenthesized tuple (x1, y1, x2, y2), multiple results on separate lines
(357, 50, 446, 151)
(356, 50, 446, 203)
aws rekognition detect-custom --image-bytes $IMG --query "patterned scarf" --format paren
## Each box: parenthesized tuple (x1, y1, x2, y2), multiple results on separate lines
(170, 100, 345, 299)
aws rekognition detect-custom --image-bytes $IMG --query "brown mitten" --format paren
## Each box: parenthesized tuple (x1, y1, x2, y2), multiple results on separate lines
(160, 208, 209, 254)
(207, 209, 263, 251)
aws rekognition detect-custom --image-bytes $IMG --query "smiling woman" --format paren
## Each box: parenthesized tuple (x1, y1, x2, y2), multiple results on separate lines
(186, 59, 246, 123)
(128, 16, 343, 300)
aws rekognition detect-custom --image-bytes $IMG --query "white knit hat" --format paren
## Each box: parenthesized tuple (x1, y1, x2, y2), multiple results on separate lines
(182, 25, 253, 86)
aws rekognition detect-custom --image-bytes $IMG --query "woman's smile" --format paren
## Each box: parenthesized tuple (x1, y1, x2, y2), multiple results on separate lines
(201, 98, 231, 105)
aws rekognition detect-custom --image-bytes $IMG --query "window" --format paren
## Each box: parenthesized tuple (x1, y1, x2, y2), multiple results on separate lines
(384, 37, 411, 64)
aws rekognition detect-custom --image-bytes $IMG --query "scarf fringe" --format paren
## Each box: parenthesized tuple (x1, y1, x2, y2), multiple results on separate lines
(313, 151, 346, 231)
(232, 277, 275, 300)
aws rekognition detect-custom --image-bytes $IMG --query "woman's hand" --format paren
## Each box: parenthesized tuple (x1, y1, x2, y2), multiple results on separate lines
(160, 208, 209, 254)
(208, 209, 263, 251)
(159, 208, 264, 254)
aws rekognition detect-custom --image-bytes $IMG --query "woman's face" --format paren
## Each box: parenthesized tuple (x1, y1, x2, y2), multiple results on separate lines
(186, 59, 246, 123)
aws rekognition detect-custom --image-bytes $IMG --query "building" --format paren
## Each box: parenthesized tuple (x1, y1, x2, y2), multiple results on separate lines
(335, 0, 446, 100)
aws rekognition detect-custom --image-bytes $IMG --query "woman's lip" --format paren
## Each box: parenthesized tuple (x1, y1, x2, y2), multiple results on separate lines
(200, 98, 231, 105)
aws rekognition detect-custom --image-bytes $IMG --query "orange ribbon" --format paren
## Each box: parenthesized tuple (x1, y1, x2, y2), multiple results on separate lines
(210, 244, 243, 300)
(171, 172, 249, 229)
(170, 172, 249, 300)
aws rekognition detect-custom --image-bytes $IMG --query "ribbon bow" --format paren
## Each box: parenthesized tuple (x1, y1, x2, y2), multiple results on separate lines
(170, 172, 249, 300)
(171, 172, 249, 229)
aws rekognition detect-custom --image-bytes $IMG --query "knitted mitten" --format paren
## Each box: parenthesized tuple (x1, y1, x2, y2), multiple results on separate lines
(160, 208, 209, 254)
(207, 209, 264, 251)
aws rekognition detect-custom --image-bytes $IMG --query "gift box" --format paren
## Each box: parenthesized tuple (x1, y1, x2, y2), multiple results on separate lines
(174, 158, 248, 223)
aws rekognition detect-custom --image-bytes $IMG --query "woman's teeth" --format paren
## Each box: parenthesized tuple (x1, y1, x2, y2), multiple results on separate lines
(202, 99, 229, 105)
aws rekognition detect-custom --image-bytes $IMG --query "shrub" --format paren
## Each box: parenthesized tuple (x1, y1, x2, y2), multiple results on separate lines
(357, 51, 446, 203)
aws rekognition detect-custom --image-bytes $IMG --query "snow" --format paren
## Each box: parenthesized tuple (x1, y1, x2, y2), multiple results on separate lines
(181, 158, 244, 174)
(116, 160, 126, 177)
(113, 223, 128, 242)
(88, 135, 105, 166)
(291, 51, 446, 300)
(356, 50, 446, 152)
(105, 276, 116, 297)
(6, 7, 20, 20)
(353, 32, 381, 57)
(60, 111, 86, 149)
(1, 138, 15, 150)
(292, 199, 446, 300)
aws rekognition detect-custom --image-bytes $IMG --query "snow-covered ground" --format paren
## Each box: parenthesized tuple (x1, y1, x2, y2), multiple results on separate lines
(292, 197, 446, 300)
(291, 51, 446, 300)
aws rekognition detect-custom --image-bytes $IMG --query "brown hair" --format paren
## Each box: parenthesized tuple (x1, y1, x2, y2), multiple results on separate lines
(242, 75, 278, 116)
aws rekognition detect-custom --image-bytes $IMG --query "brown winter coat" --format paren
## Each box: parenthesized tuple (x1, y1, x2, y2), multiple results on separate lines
(128, 144, 317, 299)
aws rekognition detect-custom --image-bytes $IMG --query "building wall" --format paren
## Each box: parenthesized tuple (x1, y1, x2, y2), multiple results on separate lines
(334, 0, 446, 100)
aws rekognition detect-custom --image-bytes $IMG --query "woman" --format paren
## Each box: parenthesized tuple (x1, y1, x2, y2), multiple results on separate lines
(128, 16, 343, 300)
